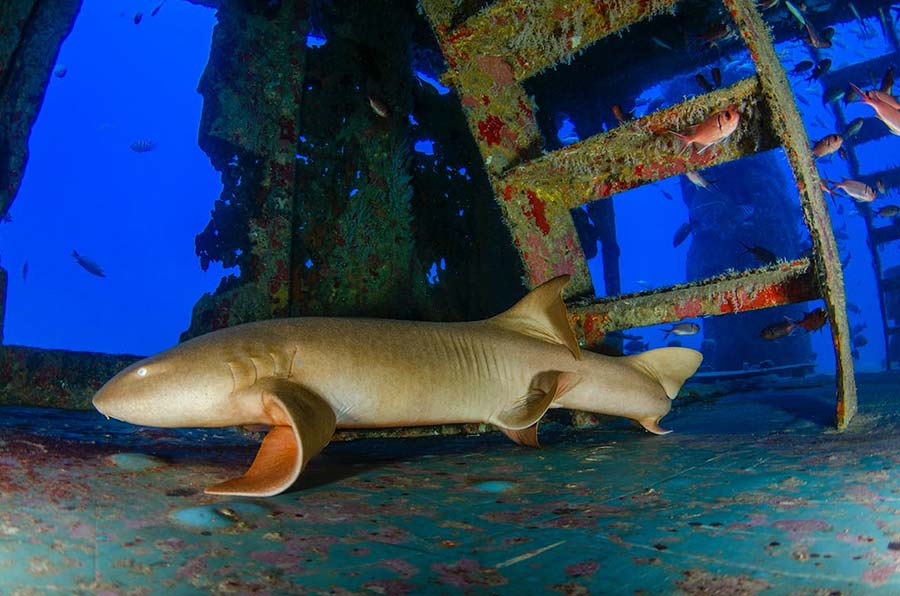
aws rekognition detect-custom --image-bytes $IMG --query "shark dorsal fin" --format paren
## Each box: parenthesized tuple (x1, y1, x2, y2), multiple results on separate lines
(488, 275, 582, 360)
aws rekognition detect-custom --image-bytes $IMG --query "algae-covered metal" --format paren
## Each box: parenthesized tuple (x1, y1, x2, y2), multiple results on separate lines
(724, 0, 856, 428)
(568, 259, 819, 349)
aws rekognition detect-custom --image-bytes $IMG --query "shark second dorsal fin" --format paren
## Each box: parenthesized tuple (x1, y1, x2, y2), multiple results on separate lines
(488, 275, 582, 360)
(205, 379, 336, 497)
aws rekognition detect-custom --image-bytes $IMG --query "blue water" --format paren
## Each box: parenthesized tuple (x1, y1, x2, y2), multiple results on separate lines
(0, 2, 896, 377)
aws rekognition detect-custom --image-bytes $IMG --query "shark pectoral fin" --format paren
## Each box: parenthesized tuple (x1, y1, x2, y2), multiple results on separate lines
(205, 380, 336, 497)
(494, 371, 582, 448)
(487, 275, 582, 360)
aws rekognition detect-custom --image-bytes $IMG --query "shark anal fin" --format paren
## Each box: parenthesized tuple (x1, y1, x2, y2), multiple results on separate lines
(494, 371, 581, 442)
(205, 379, 336, 497)
(488, 275, 582, 360)
(501, 423, 541, 448)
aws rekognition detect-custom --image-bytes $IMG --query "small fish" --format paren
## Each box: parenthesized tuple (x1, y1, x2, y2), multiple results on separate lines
(651, 35, 672, 50)
(53, 65, 67, 78)
(711, 67, 722, 88)
(133, 12, 143, 25)
(71, 250, 106, 278)
(844, 117, 864, 138)
(882, 66, 895, 94)
(805, 21, 831, 49)
(795, 307, 828, 332)
(624, 340, 648, 352)
(663, 322, 700, 338)
(852, 334, 868, 348)
(685, 170, 716, 191)
(807, 59, 831, 81)
(673, 222, 692, 247)
(868, 90, 900, 109)
(811, 134, 842, 158)
(740, 241, 778, 265)
(879, 7, 892, 41)
(791, 60, 814, 74)
(761, 320, 795, 340)
(368, 96, 388, 118)
(820, 26, 835, 42)
(838, 147, 848, 161)
(827, 178, 877, 202)
(876, 204, 900, 218)
(849, 84, 900, 135)
(822, 87, 844, 104)
(852, 322, 867, 335)
(661, 190, 675, 201)
(670, 107, 741, 155)
(843, 86, 860, 105)
(847, 302, 861, 314)
(785, 1, 805, 26)
(151, 1, 166, 17)
(757, 0, 779, 10)
(130, 139, 156, 152)
(876, 179, 887, 194)
(611, 104, 633, 124)
(696, 73, 715, 93)
(22, 261, 28, 282)
(699, 22, 732, 45)
(849, 2, 869, 35)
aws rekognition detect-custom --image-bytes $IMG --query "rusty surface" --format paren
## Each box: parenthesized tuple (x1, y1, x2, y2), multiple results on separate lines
(495, 76, 779, 297)
(0, 345, 141, 410)
(724, 0, 856, 429)
(0, 0, 82, 219)
(183, 1, 309, 339)
(427, 0, 678, 83)
(567, 259, 819, 349)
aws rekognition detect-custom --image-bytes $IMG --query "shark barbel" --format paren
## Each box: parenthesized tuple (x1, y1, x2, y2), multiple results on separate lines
(93, 276, 703, 497)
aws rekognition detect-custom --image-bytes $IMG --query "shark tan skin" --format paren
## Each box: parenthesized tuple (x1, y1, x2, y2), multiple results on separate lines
(93, 276, 703, 497)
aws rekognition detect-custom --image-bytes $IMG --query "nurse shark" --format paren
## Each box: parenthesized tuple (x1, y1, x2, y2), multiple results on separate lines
(93, 276, 702, 497)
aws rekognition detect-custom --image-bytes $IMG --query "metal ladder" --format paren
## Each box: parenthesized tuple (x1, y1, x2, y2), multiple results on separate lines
(421, 0, 857, 428)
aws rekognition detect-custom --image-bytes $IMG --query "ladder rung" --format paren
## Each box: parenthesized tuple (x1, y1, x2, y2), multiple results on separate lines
(567, 258, 818, 339)
(426, 0, 679, 83)
(497, 77, 778, 210)
(872, 222, 900, 245)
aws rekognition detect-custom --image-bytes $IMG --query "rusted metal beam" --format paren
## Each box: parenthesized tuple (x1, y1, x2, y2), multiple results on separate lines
(567, 259, 819, 348)
(498, 76, 777, 211)
(426, 0, 678, 83)
(725, 0, 857, 428)
(491, 76, 778, 297)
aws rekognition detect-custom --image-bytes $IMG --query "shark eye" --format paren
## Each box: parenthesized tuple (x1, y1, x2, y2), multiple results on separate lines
(136, 367, 148, 378)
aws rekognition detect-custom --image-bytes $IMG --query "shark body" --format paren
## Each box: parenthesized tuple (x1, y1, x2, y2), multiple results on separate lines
(93, 276, 702, 497)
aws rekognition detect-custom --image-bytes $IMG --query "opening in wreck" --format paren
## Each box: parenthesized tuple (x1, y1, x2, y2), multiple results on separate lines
(0, 0, 226, 355)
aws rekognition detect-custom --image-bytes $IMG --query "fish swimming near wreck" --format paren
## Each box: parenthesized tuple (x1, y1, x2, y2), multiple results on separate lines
(669, 107, 740, 155)
(93, 276, 703, 497)
(849, 83, 900, 136)
(71, 250, 106, 277)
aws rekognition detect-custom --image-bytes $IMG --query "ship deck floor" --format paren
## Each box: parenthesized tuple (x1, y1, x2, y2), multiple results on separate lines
(3, 372, 900, 594)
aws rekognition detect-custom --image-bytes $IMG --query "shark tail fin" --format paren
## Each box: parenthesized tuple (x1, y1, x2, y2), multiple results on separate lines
(488, 274, 582, 360)
(623, 347, 703, 400)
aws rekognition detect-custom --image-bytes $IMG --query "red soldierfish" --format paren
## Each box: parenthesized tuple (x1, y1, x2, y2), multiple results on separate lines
(828, 178, 877, 202)
(811, 134, 842, 158)
(670, 107, 740, 155)
(850, 83, 900, 136)
(794, 308, 828, 332)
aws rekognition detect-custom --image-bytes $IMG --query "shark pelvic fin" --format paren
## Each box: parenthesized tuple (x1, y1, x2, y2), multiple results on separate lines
(624, 347, 703, 399)
(488, 274, 582, 360)
(205, 379, 336, 497)
(493, 371, 581, 446)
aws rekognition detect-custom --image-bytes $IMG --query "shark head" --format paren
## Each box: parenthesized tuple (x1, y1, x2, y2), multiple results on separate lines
(92, 340, 247, 428)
